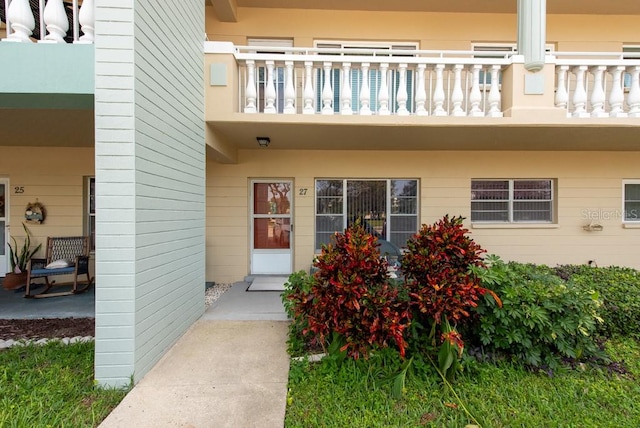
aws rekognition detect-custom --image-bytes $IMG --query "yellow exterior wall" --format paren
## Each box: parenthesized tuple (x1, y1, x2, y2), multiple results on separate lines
(207, 150, 640, 283)
(0, 147, 94, 270)
(206, 6, 639, 51)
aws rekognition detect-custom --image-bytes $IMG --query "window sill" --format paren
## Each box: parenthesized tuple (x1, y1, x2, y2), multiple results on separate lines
(622, 223, 640, 229)
(471, 223, 559, 229)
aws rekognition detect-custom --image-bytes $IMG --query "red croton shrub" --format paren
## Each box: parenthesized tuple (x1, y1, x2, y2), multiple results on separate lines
(303, 224, 411, 359)
(401, 215, 489, 325)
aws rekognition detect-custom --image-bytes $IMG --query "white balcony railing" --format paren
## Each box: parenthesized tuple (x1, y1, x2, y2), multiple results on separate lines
(2, 0, 94, 43)
(234, 46, 512, 117)
(554, 52, 640, 118)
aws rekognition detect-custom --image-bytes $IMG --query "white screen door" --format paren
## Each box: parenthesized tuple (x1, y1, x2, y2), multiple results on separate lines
(0, 179, 8, 276)
(251, 181, 293, 274)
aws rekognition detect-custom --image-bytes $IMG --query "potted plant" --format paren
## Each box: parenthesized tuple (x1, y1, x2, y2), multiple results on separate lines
(3, 223, 42, 291)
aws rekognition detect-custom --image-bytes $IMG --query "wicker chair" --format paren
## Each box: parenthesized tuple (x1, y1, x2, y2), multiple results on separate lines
(24, 236, 93, 298)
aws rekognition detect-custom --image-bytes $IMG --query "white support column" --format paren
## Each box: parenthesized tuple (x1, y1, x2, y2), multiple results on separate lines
(571, 65, 590, 118)
(451, 64, 465, 116)
(244, 60, 257, 113)
(321, 62, 334, 115)
(517, 0, 546, 72)
(359, 63, 372, 115)
(627, 66, 640, 117)
(264, 61, 277, 114)
(589, 66, 608, 118)
(554, 65, 569, 116)
(433, 64, 447, 116)
(468, 64, 483, 117)
(415, 64, 428, 116)
(487, 65, 503, 117)
(378, 63, 390, 115)
(340, 62, 353, 115)
(608, 66, 627, 118)
(4, 0, 35, 42)
(302, 62, 315, 114)
(283, 61, 296, 114)
(42, 0, 69, 43)
(396, 63, 409, 116)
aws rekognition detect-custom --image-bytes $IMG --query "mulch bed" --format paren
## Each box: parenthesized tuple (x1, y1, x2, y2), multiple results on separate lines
(0, 318, 95, 340)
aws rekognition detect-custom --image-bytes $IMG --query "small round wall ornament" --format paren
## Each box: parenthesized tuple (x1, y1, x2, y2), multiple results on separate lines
(25, 199, 46, 224)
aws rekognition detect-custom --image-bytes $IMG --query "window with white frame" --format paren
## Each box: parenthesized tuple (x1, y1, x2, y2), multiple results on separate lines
(84, 177, 95, 251)
(623, 46, 640, 89)
(623, 180, 640, 222)
(314, 41, 418, 114)
(315, 179, 418, 250)
(471, 179, 554, 223)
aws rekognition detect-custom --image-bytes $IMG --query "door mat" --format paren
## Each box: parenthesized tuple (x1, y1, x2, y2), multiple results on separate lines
(246, 276, 288, 292)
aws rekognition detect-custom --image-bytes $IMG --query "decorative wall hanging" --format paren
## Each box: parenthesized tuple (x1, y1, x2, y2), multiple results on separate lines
(24, 199, 46, 224)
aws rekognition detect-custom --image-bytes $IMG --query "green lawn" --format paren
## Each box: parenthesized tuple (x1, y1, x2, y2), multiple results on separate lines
(0, 341, 129, 428)
(285, 337, 640, 427)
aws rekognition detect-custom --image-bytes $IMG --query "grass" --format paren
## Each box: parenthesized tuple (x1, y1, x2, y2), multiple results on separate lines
(0, 341, 130, 427)
(285, 337, 640, 427)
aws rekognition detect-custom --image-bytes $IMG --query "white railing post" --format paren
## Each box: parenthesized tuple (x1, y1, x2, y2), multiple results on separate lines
(302, 62, 315, 114)
(378, 63, 390, 115)
(487, 65, 503, 117)
(283, 61, 296, 114)
(42, 0, 69, 43)
(627, 66, 640, 117)
(555, 65, 569, 117)
(244, 60, 257, 113)
(415, 64, 428, 116)
(321, 62, 334, 115)
(468, 64, 483, 117)
(396, 63, 409, 116)
(4, 0, 36, 42)
(571, 65, 590, 118)
(340, 62, 353, 115)
(433, 64, 447, 116)
(359, 63, 372, 115)
(590, 66, 608, 118)
(264, 61, 277, 114)
(608, 66, 627, 117)
(4, 0, 12, 36)
(451, 64, 465, 116)
(77, 0, 95, 43)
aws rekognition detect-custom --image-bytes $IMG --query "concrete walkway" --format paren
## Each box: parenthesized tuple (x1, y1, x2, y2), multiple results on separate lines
(99, 283, 290, 428)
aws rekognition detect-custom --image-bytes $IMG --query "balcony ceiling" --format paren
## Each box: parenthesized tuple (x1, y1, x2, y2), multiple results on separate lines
(229, 0, 640, 15)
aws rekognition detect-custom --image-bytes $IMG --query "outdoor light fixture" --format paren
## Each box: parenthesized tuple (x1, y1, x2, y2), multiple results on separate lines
(257, 137, 270, 147)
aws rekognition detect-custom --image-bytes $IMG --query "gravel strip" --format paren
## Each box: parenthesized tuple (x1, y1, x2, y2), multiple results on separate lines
(205, 282, 234, 309)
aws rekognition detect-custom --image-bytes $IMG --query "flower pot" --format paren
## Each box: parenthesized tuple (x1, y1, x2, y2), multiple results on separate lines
(3, 272, 28, 291)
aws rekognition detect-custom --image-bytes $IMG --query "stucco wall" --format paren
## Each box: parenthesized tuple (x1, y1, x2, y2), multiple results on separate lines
(207, 150, 640, 283)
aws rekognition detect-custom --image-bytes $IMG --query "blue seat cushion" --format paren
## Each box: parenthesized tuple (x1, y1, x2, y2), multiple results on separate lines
(30, 267, 76, 276)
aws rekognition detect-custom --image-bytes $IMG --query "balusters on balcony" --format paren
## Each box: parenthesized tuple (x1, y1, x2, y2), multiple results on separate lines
(341, 62, 353, 115)
(4, 0, 35, 42)
(608, 66, 627, 118)
(554, 65, 569, 115)
(359, 63, 372, 115)
(43, 0, 68, 43)
(415, 64, 428, 116)
(451, 64, 465, 116)
(283, 61, 295, 114)
(378, 63, 390, 115)
(433, 64, 447, 116)
(396, 63, 409, 116)
(3, 0, 94, 43)
(571, 66, 589, 118)
(487, 65, 503, 117)
(264, 61, 277, 114)
(303, 62, 315, 114)
(244, 60, 257, 113)
(321, 62, 334, 115)
(628, 67, 640, 117)
(590, 66, 608, 118)
(467, 65, 481, 117)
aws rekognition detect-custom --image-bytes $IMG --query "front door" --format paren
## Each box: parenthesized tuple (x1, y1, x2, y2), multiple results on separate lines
(0, 179, 8, 276)
(251, 181, 293, 274)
